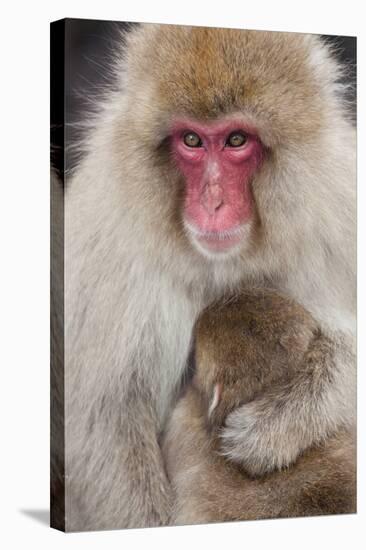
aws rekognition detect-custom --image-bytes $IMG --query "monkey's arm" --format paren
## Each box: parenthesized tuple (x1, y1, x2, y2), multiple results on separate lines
(66, 382, 173, 531)
(163, 387, 284, 524)
(164, 386, 356, 525)
(221, 329, 356, 476)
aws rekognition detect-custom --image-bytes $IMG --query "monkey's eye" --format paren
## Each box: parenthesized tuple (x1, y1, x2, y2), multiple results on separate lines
(226, 131, 248, 147)
(183, 132, 202, 148)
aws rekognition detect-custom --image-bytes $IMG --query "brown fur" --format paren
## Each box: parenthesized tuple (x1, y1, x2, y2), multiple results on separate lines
(163, 290, 356, 525)
(195, 291, 321, 427)
(61, 23, 355, 530)
(125, 26, 327, 146)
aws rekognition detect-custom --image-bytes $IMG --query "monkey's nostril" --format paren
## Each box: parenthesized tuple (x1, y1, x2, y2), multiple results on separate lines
(201, 184, 224, 215)
(202, 197, 224, 215)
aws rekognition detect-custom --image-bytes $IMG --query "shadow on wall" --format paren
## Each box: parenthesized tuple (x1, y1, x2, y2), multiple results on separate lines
(20, 509, 50, 527)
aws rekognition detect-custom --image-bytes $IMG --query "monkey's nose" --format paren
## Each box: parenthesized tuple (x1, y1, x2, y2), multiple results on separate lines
(201, 184, 224, 215)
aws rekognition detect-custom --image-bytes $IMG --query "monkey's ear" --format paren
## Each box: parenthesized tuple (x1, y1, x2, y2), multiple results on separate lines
(208, 383, 222, 417)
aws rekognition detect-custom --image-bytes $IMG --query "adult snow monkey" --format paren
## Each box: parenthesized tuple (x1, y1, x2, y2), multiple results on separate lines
(54, 25, 356, 531)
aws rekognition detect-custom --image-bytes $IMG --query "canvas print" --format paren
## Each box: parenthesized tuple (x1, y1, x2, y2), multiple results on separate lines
(50, 19, 357, 532)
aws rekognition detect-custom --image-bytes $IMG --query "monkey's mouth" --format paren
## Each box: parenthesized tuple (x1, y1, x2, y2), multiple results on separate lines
(184, 221, 248, 253)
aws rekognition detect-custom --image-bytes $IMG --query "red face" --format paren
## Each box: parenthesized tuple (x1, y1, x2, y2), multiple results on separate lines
(170, 118, 264, 255)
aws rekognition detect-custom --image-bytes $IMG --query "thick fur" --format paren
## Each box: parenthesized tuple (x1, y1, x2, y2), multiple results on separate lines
(163, 290, 356, 525)
(164, 393, 356, 525)
(63, 25, 356, 530)
(51, 169, 65, 530)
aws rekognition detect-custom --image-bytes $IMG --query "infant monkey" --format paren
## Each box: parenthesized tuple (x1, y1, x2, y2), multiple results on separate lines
(163, 290, 356, 525)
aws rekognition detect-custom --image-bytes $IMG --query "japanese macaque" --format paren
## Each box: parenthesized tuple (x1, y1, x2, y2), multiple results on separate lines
(163, 290, 356, 524)
(56, 23, 356, 531)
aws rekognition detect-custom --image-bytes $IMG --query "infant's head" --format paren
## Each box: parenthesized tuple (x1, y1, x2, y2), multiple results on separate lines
(193, 290, 318, 427)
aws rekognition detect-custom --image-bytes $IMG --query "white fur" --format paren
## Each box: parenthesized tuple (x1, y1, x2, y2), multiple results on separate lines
(59, 26, 356, 531)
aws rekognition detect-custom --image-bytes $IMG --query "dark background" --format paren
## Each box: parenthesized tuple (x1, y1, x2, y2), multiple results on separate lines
(51, 19, 357, 175)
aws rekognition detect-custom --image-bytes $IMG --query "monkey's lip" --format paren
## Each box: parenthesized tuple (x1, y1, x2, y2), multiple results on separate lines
(185, 222, 245, 251)
(198, 233, 242, 250)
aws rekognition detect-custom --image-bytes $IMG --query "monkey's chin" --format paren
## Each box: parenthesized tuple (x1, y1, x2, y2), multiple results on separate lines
(184, 221, 251, 260)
